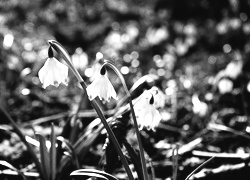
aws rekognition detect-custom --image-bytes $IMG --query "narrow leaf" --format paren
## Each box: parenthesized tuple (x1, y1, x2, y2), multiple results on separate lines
(70, 169, 118, 180)
(0, 106, 45, 180)
(50, 123, 56, 180)
(123, 141, 143, 180)
(36, 134, 50, 180)
(69, 119, 81, 144)
(0, 160, 27, 180)
(0, 169, 39, 177)
(75, 125, 102, 161)
(57, 136, 79, 169)
(70, 171, 108, 180)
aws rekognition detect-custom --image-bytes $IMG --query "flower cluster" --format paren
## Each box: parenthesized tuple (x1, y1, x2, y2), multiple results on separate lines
(38, 47, 163, 131)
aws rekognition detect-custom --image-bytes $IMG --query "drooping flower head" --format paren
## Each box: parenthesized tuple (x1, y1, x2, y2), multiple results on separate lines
(38, 47, 68, 89)
(133, 91, 162, 131)
(147, 86, 166, 109)
(86, 66, 117, 102)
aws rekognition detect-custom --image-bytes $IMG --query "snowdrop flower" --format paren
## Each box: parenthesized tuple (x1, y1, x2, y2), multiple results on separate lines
(137, 86, 165, 109)
(38, 47, 68, 89)
(86, 66, 117, 102)
(134, 94, 162, 131)
(148, 86, 166, 109)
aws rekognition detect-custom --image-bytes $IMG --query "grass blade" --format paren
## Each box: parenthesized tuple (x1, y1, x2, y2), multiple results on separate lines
(36, 134, 50, 180)
(185, 156, 215, 180)
(70, 171, 108, 180)
(57, 136, 79, 169)
(50, 123, 56, 180)
(0, 106, 45, 180)
(71, 169, 118, 180)
(0, 160, 27, 180)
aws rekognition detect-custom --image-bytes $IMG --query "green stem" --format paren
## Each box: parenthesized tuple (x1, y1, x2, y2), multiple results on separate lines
(48, 40, 134, 180)
(80, 82, 134, 180)
(48, 40, 83, 82)
(103, 61, 149, 180)
(0, 106, 45, 180)
(185, 156, 215, 180)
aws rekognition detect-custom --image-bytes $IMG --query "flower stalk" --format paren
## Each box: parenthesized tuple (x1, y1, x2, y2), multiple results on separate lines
(103, 60, 149, 180)
(185, 156, 215, 180)
(47, 40, 134, 180)
(48, 40, 83, 82)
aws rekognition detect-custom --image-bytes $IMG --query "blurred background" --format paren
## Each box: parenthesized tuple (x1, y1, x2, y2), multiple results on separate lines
(1, 0, 250, 120)
(1, 0, 250, 179)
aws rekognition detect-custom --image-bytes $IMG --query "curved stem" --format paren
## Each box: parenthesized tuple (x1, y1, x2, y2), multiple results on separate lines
(48, 40, 134, 180)
(103, 61, 149, 180)
(80, 82, 134, 180)
(185, 156, 215, 180)
(48, 40, 83, 83)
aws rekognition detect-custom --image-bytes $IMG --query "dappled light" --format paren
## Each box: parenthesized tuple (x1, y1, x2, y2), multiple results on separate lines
(1, 1, 250, 180)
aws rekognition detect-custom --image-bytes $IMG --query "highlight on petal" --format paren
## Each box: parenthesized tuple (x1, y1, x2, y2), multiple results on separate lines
(86, 74, 117, 102)
(38, 57, 68, 89)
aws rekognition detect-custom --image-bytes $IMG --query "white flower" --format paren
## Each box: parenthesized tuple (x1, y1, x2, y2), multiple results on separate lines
(148, 86, 166, 109)
(86, 67, 117, 102)
(134, 94, 162, 131)
(136, 87, 166, 109)
(38, 57, 68, 89)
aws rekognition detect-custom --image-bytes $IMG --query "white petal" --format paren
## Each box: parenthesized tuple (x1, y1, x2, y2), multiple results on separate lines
(38, 61, 53, 88)
(86, 74, 117, 102)
(151, 109, 162, 131)
(144, 112, 153, 130)
(87, 75, 105, 100)
(38, 57, 68, 89)
(104, 76, 117, 100)
(86, 82, 98, 100)
(133, 95, 162, 131)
